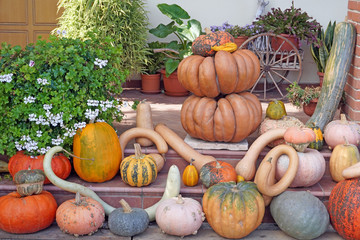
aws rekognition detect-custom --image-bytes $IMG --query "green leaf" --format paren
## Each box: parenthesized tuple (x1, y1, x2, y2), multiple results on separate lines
(178, 19, 202, 42)
(149, 22, 176, 38)
(157, 3, 190, 25)
(165, 59, 180, 77)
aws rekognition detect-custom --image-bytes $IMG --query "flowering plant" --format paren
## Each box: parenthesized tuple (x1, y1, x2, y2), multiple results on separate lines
(253, 2, 320, 44)
(286, 82, 321, 108)
(0, 34, 129, 157)
(210, 22, 262, 37)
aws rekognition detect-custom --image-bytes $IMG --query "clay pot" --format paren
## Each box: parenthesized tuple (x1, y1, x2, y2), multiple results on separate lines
(317, 72, 324, 87)
(141, 73, 161, 94)
(303, 98, 318, 117)
(161, 69, 189, 97)
(234, 36, 249, 48)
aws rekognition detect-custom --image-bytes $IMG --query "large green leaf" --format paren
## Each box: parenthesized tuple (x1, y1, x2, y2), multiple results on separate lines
(158, 3, 190, 26)
(165, 59, 180, 77)
(324, 21, 336, 50)
(177, 19, 202, 42)
(149, 22, 176, 39)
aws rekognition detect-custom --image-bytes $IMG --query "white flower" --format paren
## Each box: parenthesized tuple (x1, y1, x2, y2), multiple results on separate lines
(94, 58, 108, 68)
(24, 96, 36, 104)
(37, 78, 49, 85)
(74, 122, 87, 130)
(38, 147, 50, 155)
(85, 109, 99, 120)
(52, 136, 63, 145)
(0, 73, 13, 83)
(43, 104, 53, 111)
(87, 99, 99, 107)
(29, 60, 35, 67)
(36, 130, 42, 137)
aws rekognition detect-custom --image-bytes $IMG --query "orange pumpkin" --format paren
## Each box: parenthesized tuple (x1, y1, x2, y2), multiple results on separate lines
(199, 160, 237, 188)
(0, 191, 57, 234)
(191, 31, 235, 57)
(8, 151, 71, 184)
(73, 121, 122, 183)
(181, 92, 262, 142)
(182, 159, 199, 187)
(177, 49, 260, 97)
(56, 192, 105, 236)
(284, 127, 316, 152)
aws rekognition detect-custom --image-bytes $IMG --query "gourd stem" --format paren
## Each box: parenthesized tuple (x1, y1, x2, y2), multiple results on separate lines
(340, 114, 347, 123)
(75, 192, 82, 206)
(62, 148, 94, 161)
(134, 143, 143, 159)
(176, 194, 185, 204)
(119, 199, 133, 213)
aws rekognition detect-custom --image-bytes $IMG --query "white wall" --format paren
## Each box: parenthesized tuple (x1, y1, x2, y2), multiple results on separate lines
(143, 0, 348, 84)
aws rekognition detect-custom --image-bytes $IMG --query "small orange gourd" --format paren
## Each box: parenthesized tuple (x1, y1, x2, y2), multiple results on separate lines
(182, 159, 199, 187)
(284, 127, 316, 152)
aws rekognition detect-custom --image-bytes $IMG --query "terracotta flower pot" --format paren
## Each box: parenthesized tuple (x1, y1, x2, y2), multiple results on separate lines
(317, 72, 324, 87)
(161, 69, 189, 97)
(141, 73, 161, 94)
(271, 34, 300, 52)
(234, 36, 249, 48)
(303, 98, 318, 117)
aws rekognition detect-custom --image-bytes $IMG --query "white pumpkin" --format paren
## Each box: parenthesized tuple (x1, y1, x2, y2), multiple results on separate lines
(275, 148, 325, 187)
(155, 195, 204, 237)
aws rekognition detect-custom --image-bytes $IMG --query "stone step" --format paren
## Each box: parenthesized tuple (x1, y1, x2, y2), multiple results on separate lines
(0, 147, 336, 225)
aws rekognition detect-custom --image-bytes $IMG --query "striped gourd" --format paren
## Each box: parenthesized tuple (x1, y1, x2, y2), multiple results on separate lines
(306, 22, 356, 131)
(120, 144, 157, 187)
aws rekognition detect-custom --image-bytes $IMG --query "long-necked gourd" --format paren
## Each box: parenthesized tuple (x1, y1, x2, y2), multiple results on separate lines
(43, 146, 180, 221)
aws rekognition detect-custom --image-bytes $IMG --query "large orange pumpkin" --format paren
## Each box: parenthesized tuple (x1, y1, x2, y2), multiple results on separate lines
(202, 181, 265, 239)
(73, 121, 122, 183)
(0, 191, 57, 234)
(191, 31, 235, 57)
(328, 178, 360, 239)
(181, 92, 262, 142)
(8, 151, 71, 184)
(177, 49, 260, 97)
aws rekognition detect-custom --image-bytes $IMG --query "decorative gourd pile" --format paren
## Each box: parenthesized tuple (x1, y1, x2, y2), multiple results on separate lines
(178, 31, 262, 143)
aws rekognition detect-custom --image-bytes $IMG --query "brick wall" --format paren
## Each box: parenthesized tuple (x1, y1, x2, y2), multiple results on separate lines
(344, 0, 360, 122)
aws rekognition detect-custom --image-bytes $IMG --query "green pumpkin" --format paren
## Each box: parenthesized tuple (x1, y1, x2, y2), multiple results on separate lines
(307, 125, 324, 150)
(13, 168, 46, 196)
(108, 199, 149, 237)
(270, 191, 329, 239)
(265, 100, 287, 120)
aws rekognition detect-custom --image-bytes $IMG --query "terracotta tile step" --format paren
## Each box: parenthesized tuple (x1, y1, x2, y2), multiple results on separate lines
(0, 147, 337, 224)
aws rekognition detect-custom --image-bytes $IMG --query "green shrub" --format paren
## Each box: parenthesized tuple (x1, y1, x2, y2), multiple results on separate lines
(0, 35, 128, 156)
(54, 0, 149, 76)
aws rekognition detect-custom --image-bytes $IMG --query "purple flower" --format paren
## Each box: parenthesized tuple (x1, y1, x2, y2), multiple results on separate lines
(29, 60, 35, 67)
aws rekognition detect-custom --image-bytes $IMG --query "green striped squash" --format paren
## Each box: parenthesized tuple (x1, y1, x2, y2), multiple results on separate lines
(306, 22, 356, 131)
(120, 144, 157, 187)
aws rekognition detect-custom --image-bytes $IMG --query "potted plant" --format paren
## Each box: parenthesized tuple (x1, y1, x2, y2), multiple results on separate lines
(286, 82, 321, 116)
(210, 22, 263, 48)
(0, 34, 129, 158)
(253, 1, 320, 51)
(310, 21, 336, 87)
(149, 3, 202, 96)
(141, 41, 166, 94)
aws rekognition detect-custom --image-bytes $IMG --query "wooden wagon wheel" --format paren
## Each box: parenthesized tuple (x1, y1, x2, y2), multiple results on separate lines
(239, 33, 303, 100)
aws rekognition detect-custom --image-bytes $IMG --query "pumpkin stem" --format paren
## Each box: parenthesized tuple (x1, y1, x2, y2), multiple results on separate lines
(161, 153, 167, 162)
(204, 27, 211, 34)
(62, 148, 94, 161)
(74, 192, 86, 206)
(340, 114, 347, 123)
(89, 117, 96, 124)
(190, 158, 195, 166)
(134, 143, 144, 159)
(344, 136, 349, 146)
(215, 160, 221, 169)
(176, 194, 185, 204)
(266, 157, 273, 163)
(119, 199, 133, 213)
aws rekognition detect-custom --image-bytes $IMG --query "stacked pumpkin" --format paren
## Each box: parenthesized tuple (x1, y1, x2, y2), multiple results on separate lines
(178, 31, 262, 143)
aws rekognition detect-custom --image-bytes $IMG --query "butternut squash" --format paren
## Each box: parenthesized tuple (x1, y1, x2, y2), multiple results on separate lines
(342, 161, 360, 179)
(119, 127, 168, 160)
(149, 153, 165, 172)
(235, 128, 287, 180)
(136, 101, 154, 147)
(254, 144, 299, 206)
(154, 123, 216, 171)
